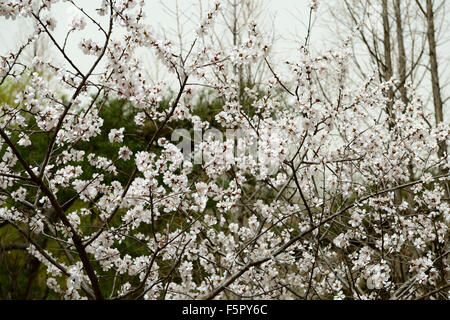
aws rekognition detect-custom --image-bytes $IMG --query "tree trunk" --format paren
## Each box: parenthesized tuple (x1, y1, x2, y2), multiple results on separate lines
(425, 0, 446, 160)
(394, 0, 408, 106)
(382, 0, 395, 127)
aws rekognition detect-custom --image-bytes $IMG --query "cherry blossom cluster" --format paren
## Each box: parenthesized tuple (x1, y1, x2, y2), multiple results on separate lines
(0, 0, 448, 301)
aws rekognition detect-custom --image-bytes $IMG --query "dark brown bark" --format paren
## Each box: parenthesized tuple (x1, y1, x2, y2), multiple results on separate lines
(394, 0, 408, 106)
(382, 0, 396, 131)
(424, 0, 446, 159)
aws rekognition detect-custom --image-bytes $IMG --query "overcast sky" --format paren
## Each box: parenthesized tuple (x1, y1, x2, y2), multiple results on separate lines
(0, 1, 335, 78)
(0, 0, 449, 120)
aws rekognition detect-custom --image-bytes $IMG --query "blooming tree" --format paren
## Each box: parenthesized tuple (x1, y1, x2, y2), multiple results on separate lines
(0, 0, 448, 300)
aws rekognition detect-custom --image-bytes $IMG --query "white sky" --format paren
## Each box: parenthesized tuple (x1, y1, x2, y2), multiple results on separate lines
(0, 0, 449, 120)
(0, 1, 334, 76)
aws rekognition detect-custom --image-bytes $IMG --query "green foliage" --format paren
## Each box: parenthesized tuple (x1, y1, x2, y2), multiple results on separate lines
(0, 74, 272, 299)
